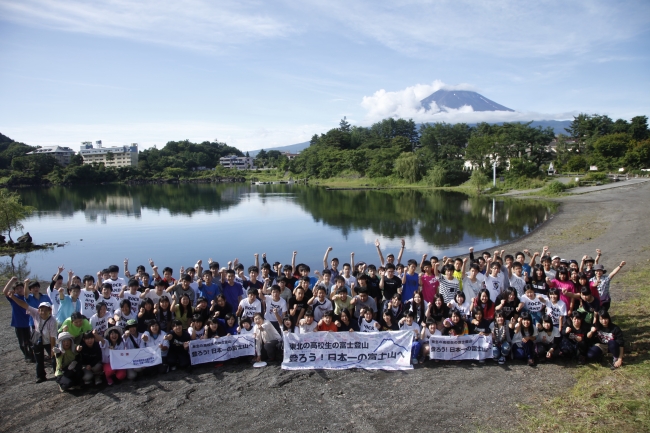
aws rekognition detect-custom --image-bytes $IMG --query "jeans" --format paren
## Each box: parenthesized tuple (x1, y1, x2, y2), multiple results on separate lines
(492, 342, 511, 359)
(587, 340, 620, 361)
(411, 341, 422, 359)
(513, 340, 536, 360)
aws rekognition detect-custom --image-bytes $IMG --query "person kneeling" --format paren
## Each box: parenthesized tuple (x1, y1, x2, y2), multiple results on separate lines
(253, 313, 282, 363)
(53, 332, 83, 392)
(587, 310, 624, 369)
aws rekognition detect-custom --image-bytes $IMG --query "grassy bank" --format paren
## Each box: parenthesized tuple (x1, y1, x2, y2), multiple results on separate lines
(523, 259, 650, 433)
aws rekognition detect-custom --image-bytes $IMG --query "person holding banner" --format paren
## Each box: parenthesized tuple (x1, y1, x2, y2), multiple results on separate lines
(123, 319, 144, 380)
(253, 313, 282, 363)
(420, 318, 441, 363)
(165, 320, 192, 371)
(399, 312, 421, 364)
(97, 327, 127, 385)
(142, 319, 169, 374)
(442, 309, 468, 336)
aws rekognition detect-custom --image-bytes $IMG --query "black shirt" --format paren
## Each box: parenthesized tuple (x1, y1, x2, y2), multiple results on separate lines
(382, 276, 402, 301)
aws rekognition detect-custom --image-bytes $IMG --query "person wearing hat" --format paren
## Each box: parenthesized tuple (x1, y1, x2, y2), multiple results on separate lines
(123, 319, 144, 380)
(96, 326, 127, 385)
(53, 332, 82, 391)
(5, 288, 58, 383)
(590, 261, 626, 312)
(580, 249, 602, 279)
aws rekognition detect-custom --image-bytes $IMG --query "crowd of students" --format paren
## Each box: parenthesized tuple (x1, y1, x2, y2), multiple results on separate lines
(3, 240, 627, 392)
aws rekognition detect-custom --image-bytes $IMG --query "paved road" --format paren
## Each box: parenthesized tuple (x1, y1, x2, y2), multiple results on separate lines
(567, 177, 650, 194)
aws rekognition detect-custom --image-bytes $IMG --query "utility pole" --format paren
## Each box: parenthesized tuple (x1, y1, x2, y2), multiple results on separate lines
(493, 160, 497, 187)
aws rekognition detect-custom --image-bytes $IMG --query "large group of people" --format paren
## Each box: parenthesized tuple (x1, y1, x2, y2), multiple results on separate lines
(3, 240, 627, 392)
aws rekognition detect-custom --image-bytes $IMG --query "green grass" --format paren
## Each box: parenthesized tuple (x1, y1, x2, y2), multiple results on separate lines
(523, 261, 650, 433)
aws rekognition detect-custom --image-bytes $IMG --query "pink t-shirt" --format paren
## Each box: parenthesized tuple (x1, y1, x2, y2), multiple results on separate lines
(550, 279, 575, 309)
(421, 274, 439, 304)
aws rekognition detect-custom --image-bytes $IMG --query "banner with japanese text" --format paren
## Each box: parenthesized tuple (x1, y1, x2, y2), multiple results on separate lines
(282, 331, 413, 371)
(109, 346, 162, 369)
(428, 334, 492, 361)
(189, 335, 256, 365)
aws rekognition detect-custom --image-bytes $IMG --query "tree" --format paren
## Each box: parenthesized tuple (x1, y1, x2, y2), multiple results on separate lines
(339, 116, 351, 133)
(394, 152, 423, 183)
(424, 164, 447, 187)
(105, 151, 115, 162)
(468, 170, 489, 194)
(630, 116, 649, 141)
(0, 190, 34, 242)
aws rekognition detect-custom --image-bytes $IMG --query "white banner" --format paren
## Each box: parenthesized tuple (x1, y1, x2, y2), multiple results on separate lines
(109, 346, 162, 369)
(282, 331, 414, 371)
(429, 334, 493, 361)
(80, 290, 96, 319)
(189, 335, 256, 365)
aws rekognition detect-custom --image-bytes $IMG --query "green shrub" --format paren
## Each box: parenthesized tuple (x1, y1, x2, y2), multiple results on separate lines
(540, 180, 567, 195)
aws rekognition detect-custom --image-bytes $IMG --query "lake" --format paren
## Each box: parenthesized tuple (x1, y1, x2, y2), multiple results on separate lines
(8, 183, 556, 280)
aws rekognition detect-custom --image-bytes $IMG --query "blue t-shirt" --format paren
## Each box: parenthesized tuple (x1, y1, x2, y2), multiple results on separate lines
(402, 272, 419, 302)
(7, 296, 30, 328)
(222, 282, 242, 314)
(56, 295, 81, 324)
(199, 282, 221, 304)
(26, 293, 52, 326)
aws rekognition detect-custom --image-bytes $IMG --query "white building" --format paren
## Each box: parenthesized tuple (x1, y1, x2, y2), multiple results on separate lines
(79, 141, 138, 168)
(282, 152, 300, 160)
(219, 155, 255, 170)
(26, 146, 76, 166)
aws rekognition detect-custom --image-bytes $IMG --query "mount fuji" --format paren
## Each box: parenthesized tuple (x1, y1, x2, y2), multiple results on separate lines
(420, 89, 514, 112)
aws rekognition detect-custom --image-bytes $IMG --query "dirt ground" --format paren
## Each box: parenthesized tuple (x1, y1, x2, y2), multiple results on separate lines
(1, 181, 649, 433)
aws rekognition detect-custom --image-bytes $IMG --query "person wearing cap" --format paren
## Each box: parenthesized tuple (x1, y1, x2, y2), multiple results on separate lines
(5, 288, 58, 383)
(25, 280, 52, 328)
(590, 261, 626, 312)
(580, 249, 602, 279)
(123, 319, 144, 380)
(53, 331, 82, 391)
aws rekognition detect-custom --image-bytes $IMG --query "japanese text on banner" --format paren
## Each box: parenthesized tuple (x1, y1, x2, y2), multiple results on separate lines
(428, 334, 493, 361)
(189, 335, 255, 365)
(109, 346, 162, 369)
(282, 330, 413, 371)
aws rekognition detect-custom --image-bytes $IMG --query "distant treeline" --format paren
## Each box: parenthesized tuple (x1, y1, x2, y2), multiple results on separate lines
(0, 113, 648, 186)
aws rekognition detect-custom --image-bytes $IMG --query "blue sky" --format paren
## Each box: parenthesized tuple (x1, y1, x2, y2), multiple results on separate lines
(1, 0, 649, 151)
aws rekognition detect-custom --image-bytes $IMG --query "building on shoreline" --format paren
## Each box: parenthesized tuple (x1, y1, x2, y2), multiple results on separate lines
(79, 140, 138, 168)
(219, 155, 255, 170)
(26, 146, 76, 166)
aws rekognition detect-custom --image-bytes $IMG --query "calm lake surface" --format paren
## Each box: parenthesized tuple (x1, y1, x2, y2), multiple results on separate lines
(10, 184, 556, 279)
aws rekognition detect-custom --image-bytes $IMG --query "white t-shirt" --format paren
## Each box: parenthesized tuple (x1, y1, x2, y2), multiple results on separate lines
(90, 313, 110, 334)
(509, 274, 527, 298)
(123, 332, 144, 349)
(144, 290, 172, 306)
(264, 296, 287, 323)
(311, 298, 333, 322)
(359, 319, 379, 332)
(535, 326, 561, 344)
(142, 331, 169, 356)
(239, 326, 255, 336)
(449, 299, 472, 318)
(422, 327, 442, 339)
(343, 275, 357, 291)
(115, 310, 137, 329)
(462, 277, 484, 301)
(238, 298, 262, 318)
(484, 275, 503, 302)
(103, 277, 126, 300)
(521, 295, 545, 313)
(400, 321, 421, 340)
(188, 326, 205, 339)
(544, 299, 567, 326)
(98, 296, 120, 317)
(79, 289, 97, 318)
(122, 291, 142, 315)
(99, 340, 125, 364)
(299, 320, 318, 334)
(47, 287, 62, 318)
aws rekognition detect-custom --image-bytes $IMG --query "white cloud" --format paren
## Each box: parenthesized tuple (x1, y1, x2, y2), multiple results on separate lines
(0, 0, 294, 52)
(305, 0, 650, 58)
(360, 80, 476, 121)
(0, 121, 326, 152)
(360, 80, 577, 124)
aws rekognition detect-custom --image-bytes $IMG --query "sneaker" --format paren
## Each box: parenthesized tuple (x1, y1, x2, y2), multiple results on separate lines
(171, 366, 177, 371)
(58, 384, 65, 393)
(95, 376, 103, 386)
(611, 357, 619, 370)
(35, 377, 47, 384)
(411, 358, 418, 365)
(498, 357, 505, 365)
(106, 377, 114, 386)
(479, 359, 485, 364)
(527, 359, 535, 367)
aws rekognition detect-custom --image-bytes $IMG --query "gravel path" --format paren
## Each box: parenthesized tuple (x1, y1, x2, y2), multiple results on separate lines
(1, 181, 649, 433)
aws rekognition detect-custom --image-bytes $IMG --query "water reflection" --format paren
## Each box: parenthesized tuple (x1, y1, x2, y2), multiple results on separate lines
(16, 184, 556, 245)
